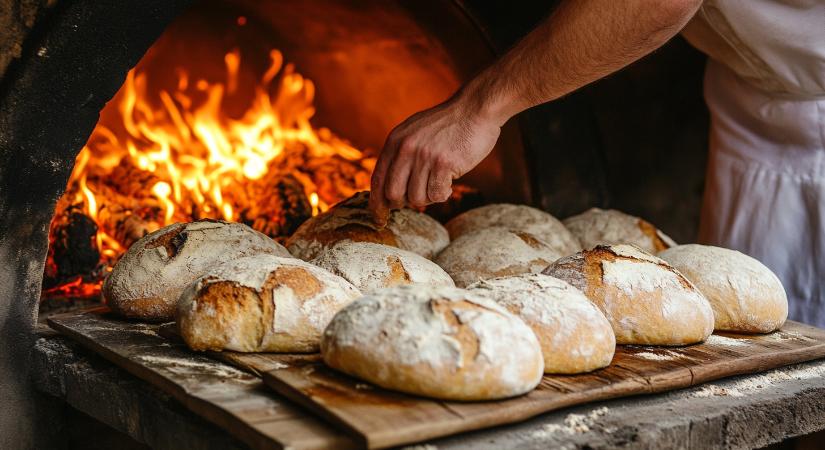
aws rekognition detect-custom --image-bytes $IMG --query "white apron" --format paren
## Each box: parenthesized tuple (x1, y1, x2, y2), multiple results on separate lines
(682, 1, 825, 326)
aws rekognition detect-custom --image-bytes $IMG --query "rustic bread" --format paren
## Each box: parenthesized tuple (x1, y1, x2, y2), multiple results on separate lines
(562, 208, 676, 253)
(445, 203, 581, 256)
(177, 254, 361, 352)
(658, 244, 788, 333)
(434, 227, 565, 288)
(103, 220, 291, 322)
(286, 191, 449, 261)
(543, 244, 714, 345)
(311, 242, 454, 292)
(321, 285, 543, 400)
(468, 274, 615, 374)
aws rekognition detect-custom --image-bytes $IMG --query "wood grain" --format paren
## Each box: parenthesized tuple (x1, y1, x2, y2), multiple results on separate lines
(47, 308, 355, 450)
(254, 322, 825, 449)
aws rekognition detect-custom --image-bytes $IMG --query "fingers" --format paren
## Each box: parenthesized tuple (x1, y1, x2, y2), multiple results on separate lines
(406, 156, 430, 209)
(428, 162, 453, 203)
(382, 142, 415, 210)
(369, 137, 398, 226)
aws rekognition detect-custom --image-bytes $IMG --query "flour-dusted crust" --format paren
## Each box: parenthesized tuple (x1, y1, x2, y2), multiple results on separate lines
(562, 208, 677, 253)
(435, 227, 565, 288)
(659, 244, 788, 333)
(468, 274, 615, 374)
(103, 220, 291, 322)
(177, 255, 361, 352)
(445, 204, 581, 256)
(286, 191, 449, 261)
(543, 244, 714, 345)
(321, 285, 543, 400)
(311, 242, 454, 292)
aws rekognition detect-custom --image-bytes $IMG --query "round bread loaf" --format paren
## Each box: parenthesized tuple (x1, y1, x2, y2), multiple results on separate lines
(658, 244, 788, 333)
(286, 191, 449, 261)
(434, 227, 565, 288)
(445, 204, 581, 256)
(321, 285, 543, 400)
(103, 220, 291, 322)
(468, 274, 615, 374)
(177, 254, 361, 352)
(311, 242, 454, 292)
(543, 244, 714, 345)
(562, 208, 676, 253)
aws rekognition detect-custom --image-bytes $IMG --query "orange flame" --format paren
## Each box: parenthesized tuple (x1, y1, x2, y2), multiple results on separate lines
(46, 46, 374, 295)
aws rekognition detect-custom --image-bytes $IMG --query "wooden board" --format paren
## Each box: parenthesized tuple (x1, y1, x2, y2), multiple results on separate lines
(47, 308, 355, 450)
(251, 321, 825, 449)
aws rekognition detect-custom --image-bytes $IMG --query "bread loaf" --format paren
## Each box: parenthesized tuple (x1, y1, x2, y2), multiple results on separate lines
(311, 242, 454, 292)
(286, 192, 449, 261)
(468, 274, 614, 374)
(321, 285, 543, 400)
(104, 220, 291, 322)
(177, 255, 361, 352)
(543, 244, 714, 345)
(445, 204, 581, 256)
(562, 208, 676, 253)
(435, 227, 565, 288)
(659, 244, 788, 333)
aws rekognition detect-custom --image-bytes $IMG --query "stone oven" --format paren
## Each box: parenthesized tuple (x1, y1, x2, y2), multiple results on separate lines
(0, 0, 709, 447)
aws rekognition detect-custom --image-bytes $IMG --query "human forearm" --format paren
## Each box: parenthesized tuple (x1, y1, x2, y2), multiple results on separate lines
(462, 0, 703, 126)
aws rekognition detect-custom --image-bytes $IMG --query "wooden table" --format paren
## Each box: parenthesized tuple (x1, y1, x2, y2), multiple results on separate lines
(33, 310, 825, 449)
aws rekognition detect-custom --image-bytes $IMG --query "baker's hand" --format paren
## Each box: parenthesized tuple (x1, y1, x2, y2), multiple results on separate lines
(369, 96, 501, 225)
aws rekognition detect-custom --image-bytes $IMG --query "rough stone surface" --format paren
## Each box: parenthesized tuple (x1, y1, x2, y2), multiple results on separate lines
(0, 2, 192, 447)
(33, 331, 825, 450)
(0, 0, 55, 78)
(31, 331, 245, 450)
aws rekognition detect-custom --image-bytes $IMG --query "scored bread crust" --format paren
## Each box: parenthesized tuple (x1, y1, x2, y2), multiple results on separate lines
(310, 242, 454, 292)
(286, 192, 449, 261)
(177, 255, 361, 352)
(562, 208, 677, 253)
(434, 227, 566, 288)
(103, 220, 291, 322)
(543, 244, 714, 346)
(659, 244, 788, 333)
(445, 203, 581, 256)
(321, 285, 544, 401)
(468, 274, 615, 374)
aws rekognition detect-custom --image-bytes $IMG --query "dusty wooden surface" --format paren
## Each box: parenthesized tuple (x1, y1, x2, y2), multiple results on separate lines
(258, 321, 825, 448)
(47, 309, 355, 450)
(47, 309, 825, 449)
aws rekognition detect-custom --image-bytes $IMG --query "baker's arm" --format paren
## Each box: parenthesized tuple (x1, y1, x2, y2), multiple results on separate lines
(369, 0, 702, 223)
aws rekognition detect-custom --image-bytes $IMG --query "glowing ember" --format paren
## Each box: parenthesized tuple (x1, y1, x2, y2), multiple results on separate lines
(44, 47, 374, 298)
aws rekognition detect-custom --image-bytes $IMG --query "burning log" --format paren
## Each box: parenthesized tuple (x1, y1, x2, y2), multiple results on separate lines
(50, 211, 100, 278)
(242, 174, 312, 238)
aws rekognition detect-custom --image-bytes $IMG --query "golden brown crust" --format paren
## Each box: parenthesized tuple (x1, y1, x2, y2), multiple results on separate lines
(321, 285, 544, 400)
(435, 227, 564, 287)
(562, 208, 676, 254)
(105, 293, 175, 322)
(659, 244, 788, 333)
(543, 244, 714, 346)
(105, 220, 291, 322)
(468, 274, 615, 374)
(286, 192, 448, 260)
(177, 255, 361, 353)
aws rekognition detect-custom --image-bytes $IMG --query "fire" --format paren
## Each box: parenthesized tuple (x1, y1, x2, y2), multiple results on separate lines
(45, 46, 374, 298)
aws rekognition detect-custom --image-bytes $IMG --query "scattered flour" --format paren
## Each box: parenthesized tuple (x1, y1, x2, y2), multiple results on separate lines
(705, 334, 750, 347)
(136, 354, 251, 379)
(529, 407, 610, 438)
(633, 350, 681, 361)
(689, 384, 744, 398)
